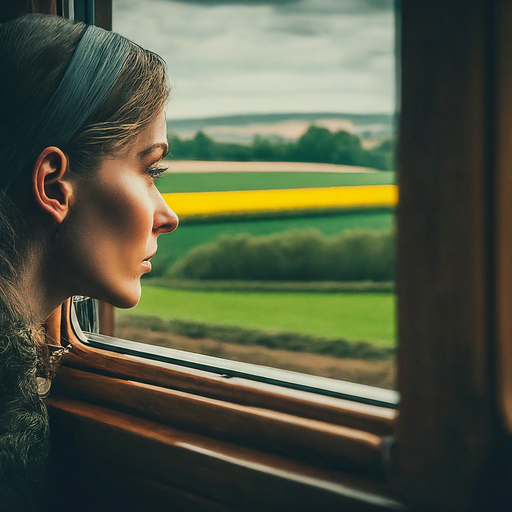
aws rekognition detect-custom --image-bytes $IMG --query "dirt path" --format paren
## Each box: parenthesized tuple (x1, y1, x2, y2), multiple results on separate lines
(164, 160, 377, 174)
(116, 325, 396, 390)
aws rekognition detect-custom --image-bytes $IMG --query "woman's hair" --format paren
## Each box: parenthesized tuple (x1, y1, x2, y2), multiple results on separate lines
(0, 14, 170, 509)
(0, 12, 171, 307)
(0, 13, 170, 185)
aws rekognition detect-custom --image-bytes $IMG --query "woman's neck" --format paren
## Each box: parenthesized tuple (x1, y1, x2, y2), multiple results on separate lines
(16, 251, 68, 323)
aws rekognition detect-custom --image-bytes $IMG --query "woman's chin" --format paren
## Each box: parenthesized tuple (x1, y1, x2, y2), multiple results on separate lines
(104, 282, 141, 309)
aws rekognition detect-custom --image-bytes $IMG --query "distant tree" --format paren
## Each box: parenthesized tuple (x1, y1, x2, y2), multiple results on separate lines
(166, 127, 395, 171)
(192, 131, 216, 160)
(216, 142, 253, 161)
(168, 134, 197, 159)
(293, 126, 335, 163)
(375, 138, 395, 152)
(331, 130, 365, 166)
(252, 135, 287, 161)
(364, 138, 395, 171)
(168, 134, 185, 158)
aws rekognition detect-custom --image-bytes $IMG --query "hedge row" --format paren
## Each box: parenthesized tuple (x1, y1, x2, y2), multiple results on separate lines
(144, 278, 394, 293)
(168, 126, 394, 171)
(168, 228, 395, 281)
(118, 315, 395, 361)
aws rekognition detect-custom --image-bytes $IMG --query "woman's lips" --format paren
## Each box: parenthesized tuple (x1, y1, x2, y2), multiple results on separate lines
(141, 249, 156, 273)
(143, 249, 157, 261)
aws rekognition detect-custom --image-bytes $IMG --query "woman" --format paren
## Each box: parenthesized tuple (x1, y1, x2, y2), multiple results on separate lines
(0, 13, 178, 510)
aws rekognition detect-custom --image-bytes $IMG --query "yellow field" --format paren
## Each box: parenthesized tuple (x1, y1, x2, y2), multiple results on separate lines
(162, 185, 398, 218)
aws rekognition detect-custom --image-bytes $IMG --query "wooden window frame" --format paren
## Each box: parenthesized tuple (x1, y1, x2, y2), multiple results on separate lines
(3, 0, 512, 509)
(47, 298, 402, 510)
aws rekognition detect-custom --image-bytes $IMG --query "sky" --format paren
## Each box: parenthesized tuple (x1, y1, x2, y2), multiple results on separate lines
(113, 0, 395, 120)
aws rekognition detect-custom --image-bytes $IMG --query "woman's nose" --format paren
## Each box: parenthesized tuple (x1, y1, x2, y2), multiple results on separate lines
(153, 191, 179, 235)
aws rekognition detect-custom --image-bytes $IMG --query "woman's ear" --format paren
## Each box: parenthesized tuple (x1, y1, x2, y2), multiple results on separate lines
(32, 147, 74, 224)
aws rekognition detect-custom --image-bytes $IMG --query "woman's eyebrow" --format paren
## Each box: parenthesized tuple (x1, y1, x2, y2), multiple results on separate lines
(138, 142, 169, 159)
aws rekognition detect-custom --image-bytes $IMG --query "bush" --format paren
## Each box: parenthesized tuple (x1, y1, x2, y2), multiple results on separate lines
(167, 228, 395, 281)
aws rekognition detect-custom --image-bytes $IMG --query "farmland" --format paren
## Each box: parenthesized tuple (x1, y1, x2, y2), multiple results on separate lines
(126, 166, 397, 388)
(151, 208, 394, 272)
(149, 169, 396, 273)
(156, 170, 395, 193)
(162, 185, 397, 218)
(115, 321, 397, 388)
(123, 285, 396, 345)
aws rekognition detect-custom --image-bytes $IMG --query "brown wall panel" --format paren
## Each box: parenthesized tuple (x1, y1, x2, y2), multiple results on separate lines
(494, 0, 512, 435)
(397, 0, 498, 509)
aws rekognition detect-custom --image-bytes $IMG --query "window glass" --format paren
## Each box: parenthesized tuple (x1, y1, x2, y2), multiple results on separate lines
(73, 296, 99, 334)
(111, 0, 397, 390)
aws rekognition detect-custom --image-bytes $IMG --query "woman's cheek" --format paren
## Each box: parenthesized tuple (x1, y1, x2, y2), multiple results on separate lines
(64, 172, 156, 304)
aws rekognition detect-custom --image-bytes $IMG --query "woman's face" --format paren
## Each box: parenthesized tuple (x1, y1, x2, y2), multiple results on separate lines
(56, 110, 178, 308)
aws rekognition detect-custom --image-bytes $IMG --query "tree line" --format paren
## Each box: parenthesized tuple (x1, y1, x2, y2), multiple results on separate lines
(168, 125, 395, 171)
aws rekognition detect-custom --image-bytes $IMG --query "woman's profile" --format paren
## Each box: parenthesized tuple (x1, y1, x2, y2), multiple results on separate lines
(0, 13, 178, 510)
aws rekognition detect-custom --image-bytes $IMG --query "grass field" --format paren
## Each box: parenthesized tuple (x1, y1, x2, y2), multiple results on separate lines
(156, 171, 395, 193)
(122, 286, 396, 345)
(150, 169, 396, 274)
(151, 209, 395, 272)
(115, 323, 397, 388)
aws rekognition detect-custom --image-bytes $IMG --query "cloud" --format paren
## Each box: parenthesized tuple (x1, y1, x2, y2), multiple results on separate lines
(277, 0, 394, 15)
(166, 0, 393, 12)
(113, 0, 395, 118)
(267, 17, 325, 37)
(168, 0, 300, 5)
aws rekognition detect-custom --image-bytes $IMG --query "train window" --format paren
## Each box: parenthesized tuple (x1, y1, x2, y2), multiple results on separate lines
(6, 0, 509, 510)
(88, 0, 399, 393)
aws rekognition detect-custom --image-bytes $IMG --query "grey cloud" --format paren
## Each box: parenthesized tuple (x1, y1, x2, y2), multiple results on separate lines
(277, 0, 393, 15)
(167, 0, 301, 5)
(356, 0, 394, 13)
(267, 0, 393, 38)
(113, 0, 395, 118)
(267, 18, 325, 37)
(165, 0, 392, 12)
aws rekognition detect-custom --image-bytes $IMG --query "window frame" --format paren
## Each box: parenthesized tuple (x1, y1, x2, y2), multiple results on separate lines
(49, 298, 402, 510)
(396, 0, 512, 509)
(84, 332, 398, 407)
(59, 298, 397, 448)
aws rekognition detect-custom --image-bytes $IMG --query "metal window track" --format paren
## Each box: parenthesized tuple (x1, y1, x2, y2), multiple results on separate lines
(83, 331, 399, 409)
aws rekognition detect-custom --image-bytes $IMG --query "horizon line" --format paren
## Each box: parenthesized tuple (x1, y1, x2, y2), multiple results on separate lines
(167, 110, 398, 123)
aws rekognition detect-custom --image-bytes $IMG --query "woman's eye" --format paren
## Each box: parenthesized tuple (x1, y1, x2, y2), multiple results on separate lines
(146, 164, 168, 181)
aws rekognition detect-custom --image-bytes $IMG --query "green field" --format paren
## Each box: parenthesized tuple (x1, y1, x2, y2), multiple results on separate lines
(151, 209, 395, 273)
(156, 171, 395, 193)
(122, 286, 396, 345)
(151, 170, 396, 275)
